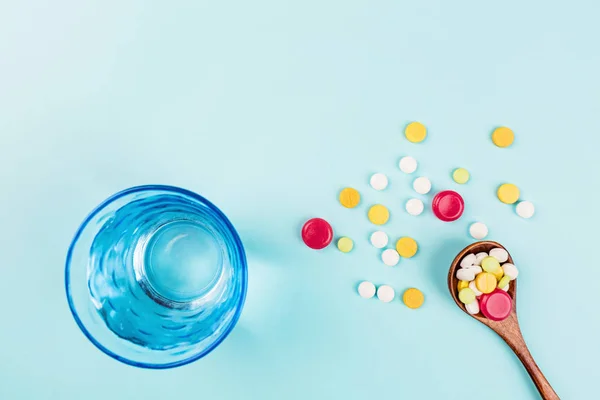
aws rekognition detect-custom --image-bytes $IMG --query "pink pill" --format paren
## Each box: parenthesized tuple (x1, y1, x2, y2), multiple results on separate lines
(479, 289, 512, 321)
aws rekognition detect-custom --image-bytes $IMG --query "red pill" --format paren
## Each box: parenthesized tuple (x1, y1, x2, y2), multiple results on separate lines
(432, 190, 464, 222)
(480, 289, 512, 321)
(301, 218, 333, 250)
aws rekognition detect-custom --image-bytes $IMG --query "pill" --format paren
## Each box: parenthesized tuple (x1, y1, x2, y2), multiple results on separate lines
(474, 252, 488, 266)
(502, 263, 519, 280)
(480, 289, 512, 321)
(399, 156, 418, 174)
(475, 272, 497, 294)
(301, 218, 333, 249)
(469, 222, 488, 240)
(358, 281, 376, 299)
(370, 173, 389, 191)
(403, 288, 425, 309)
(457, 280, 469, 291)
(396, 237, 418, 258)
(492, 126, 515, 148)
(469, 280, 483, 296)
(370, 231, 389, 248)
(465, 298, 480, 315)
(460, 253, 476, 268)
(481, 256, 500, 273)
(492, 266, 504, 281)
(339, 187, 361, 208)
(458, 288, 476, 304)
(377, 285, 395, 303)
(368, 204, 390, 225)
(497, 184, 520, 204)
(413, 177, 432, 194)
(465, 266, 483, 275)
(501, 282, 510, 292)
(405, 121, 427, 143)
(452, 168, 470, 184)
(489, 248, 509, 263)
(516, 201, 535, 219)
(337, 237, 354, 253)
(456, 268, 476, 282)
(406, 198, 424, 216)
(432, 190, 464, 222)
(498, 276, 510, 290)
(382, 249, 400, 266)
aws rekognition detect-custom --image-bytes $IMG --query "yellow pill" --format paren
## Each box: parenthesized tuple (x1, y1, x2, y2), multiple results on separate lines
(339, 187, 361, 208)
(497, 183, 520, 204)
(405, 121, 427, 143)
(452, 168, 470, 184)
(475, 272, 497, 294)
(396, 237, 418, 258)
(337, 237, 354, 253)
(403, 288, 425, 309)
(498, 275, 510, 289)
(368, 204, 390, 225)
(457, 280, 469, 292)
(492, 126, 515, 148)
(492, 266, 504, 281)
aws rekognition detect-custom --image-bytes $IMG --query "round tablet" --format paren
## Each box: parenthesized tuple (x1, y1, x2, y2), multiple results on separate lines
(370, 231, 389, 248)
(475, 272, 497, 294)
(337, 237, 354, 253)
(480, 289, 512, 321)
(370, 173, 388, 191)
(452, 168, 470, 184)
(368, 204, 390, 225)
(396, 237, 418, 258)
(516, 201, 535, 219)
(497, 184, 520, 204)
(377, 285, 395, 303)
(339, 187, 361, 208)
(469, 222, 488, 239)
(489, 248, 509, 263)
(403, 288, 424, 309)
(381, 249, 400, 266)
(301, 218, 333, 250)
(492, 127, 514, 148)
(405, 198, 424, 216)
(405, 122, 427, 143)
(413, 177, 432, 194)
(432, 190, 464, 222)
(358, 281, 376, 299)
(399, 156, 418, 174)
(465, 299, 480, 315)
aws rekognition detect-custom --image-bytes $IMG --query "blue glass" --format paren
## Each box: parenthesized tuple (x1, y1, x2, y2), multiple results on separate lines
(65, 185, 247, 369)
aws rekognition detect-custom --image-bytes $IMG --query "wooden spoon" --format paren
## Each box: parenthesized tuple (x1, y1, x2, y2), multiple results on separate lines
(448, 241, 559, 400)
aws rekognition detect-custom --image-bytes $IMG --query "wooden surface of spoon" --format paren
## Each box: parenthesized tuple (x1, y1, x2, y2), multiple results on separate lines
(448, 241, 559, 400)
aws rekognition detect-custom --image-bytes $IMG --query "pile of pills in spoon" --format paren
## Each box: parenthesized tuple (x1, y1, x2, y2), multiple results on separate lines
(456, 247, 519, 321)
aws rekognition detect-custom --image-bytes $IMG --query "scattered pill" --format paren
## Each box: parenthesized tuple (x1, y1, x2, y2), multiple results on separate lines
(481, 257, 500, 273)
(368, 204, 390, 225)
(432, 190, 464, 222)
(406, 198, 424, 216)
(405, 121, 427, 143)
(301, 218, 333, 250)
(381, 249, 400, 266)
(502, 263, 519, 280)
(403, 288, 425, 309)
(480, 289, 512, 321)
(474, 252, 488, 266)
(469, 222, 488, 240)
(460, 253, 476, 268)
(469, 280, 483, 297)
(370, 231, 389, 248)
(489, 248, 509, 263)
(475, 272, 497, 294)
(337, 237, 354, 253)
(498, 276, 510, 290)
(377, 285, 395, 303)
(458, 288, 476, 304)
(396, 237, 418, 258)
(413, 177, 432, 194)
(465, 298, 480, 315)
(456, 268, 476, 282)
(457, 280, 469, 291)
(358, 281, 376, 299)
(497, 184, 520, 204)
(492, 126, 515, 148)
(370, 173, 389, 191)
(492, 266, 504, 281)
(399, 156, 418, 174)
(516, 201, 535, 219)
(452, 168, 470, 184)
(339, 187, 361, 208)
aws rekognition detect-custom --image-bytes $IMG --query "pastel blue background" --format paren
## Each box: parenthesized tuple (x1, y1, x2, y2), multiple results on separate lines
(1, 1, 598, 398)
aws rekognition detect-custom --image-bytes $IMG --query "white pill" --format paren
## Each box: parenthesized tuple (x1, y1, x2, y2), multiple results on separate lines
(399, 156, 418, 174)
(370, 173, 389, 191)
(502, 263, 519, 280)
(456, 268, 476, 281)
(405, 198, 424, 216)
(460, 253, 476, 268)
(370, 231, 389, 249)
(358, 281, 376, 299)
(501, 282, 510, 292)
(489, 248, 509, 263)
(466, 298, 480, 315)
(474, 252, 488, 266)
(377, 285, 395, 303)
(469, 222, 488, 240)
(465, 265, 483, 275)
(516, 201, 535, 219)
(413, 177, 432, 194)
(381, 249, 400, 266)
(469, 280, 483, 296)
